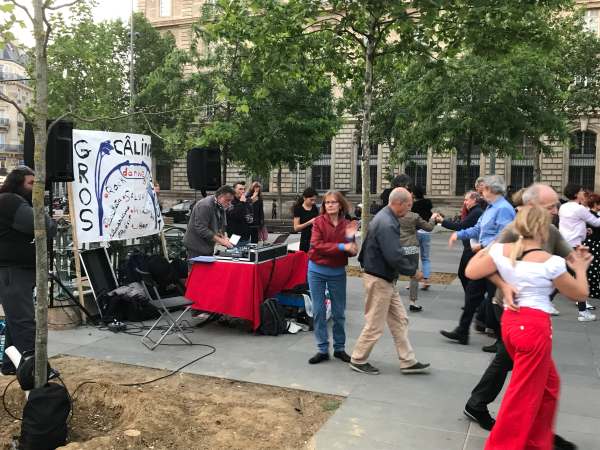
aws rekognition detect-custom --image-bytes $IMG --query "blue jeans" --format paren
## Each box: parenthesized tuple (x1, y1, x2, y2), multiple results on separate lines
(307, 270, 347, 354)
(417, 231, 431, 279)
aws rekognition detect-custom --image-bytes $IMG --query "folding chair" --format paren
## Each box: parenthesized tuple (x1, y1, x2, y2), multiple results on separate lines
(136, 268, 194, 350)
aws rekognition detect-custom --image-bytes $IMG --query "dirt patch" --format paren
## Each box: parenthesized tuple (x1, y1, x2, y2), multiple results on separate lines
(346, 266, 457, 284)
(0, 355, 342, 450)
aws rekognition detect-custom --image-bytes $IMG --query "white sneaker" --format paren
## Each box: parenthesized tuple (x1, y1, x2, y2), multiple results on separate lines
(189, 311, 212, 326)
(586, 302, 596, 311)
(549, 305, 560, 316)
(578, 311, 597, 322)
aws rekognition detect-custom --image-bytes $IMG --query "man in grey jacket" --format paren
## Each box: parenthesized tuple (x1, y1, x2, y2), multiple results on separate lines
(350, 187, 431, 375)
(184, 185, 236, 258)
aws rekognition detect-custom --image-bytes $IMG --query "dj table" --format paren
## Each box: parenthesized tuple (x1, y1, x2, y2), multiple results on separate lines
(185, 251, 309, 330)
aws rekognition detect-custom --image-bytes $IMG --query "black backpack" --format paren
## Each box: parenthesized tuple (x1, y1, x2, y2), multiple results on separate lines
(20, 382, 70, 450)
(258, 298, 288, 336)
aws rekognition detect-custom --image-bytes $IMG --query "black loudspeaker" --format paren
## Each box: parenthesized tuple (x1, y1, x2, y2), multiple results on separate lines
(24, 120, 74, 184)
(187, 147, 221, 190)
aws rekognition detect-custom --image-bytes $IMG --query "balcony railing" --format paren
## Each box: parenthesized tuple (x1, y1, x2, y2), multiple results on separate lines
(0, 144, 23, 153)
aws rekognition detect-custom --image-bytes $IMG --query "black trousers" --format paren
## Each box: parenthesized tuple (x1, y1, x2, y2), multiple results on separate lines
(458, 278, 496, 335)
(0, 267, 36, 370)
(458, 248, 474, 291)
(467, 304, 513, 411)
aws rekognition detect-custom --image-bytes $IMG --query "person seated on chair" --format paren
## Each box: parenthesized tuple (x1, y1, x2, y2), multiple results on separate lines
(227, 181, 252, 246)
(0, 166, 56, 376)
(184, 185, 235, 258)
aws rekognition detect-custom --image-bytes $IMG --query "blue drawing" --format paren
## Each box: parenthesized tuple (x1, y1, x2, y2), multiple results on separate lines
(94, 140, 161, 238)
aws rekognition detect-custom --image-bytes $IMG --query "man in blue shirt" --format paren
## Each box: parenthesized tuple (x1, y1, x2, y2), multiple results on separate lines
(441, 175, 515, 346)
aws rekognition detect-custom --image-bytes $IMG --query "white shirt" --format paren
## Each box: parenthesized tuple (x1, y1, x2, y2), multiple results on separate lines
(488, 243, 567, 314)
(559, 201, 600, 247)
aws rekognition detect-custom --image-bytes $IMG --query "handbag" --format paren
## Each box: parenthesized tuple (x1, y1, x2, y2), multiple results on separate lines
(398, 245, 419, 276)
(258, 225, 269, 242)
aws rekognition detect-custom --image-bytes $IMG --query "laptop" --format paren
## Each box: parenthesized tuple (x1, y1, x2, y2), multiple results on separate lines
(271, 233, 290, 245)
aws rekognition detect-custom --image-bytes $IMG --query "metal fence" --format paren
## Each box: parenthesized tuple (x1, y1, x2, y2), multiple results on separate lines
(405, 152, 427, 190)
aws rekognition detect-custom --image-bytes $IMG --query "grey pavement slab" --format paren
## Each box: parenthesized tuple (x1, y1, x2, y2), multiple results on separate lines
(49, 232, 600, 449)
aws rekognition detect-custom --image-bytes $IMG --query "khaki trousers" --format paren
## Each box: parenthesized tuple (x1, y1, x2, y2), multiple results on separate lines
(351, 273, 417, 368)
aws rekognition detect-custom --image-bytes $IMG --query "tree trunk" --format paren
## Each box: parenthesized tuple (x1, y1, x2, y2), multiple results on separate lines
(221, 145, 229, 185)
(533, 142, 542, 182)
(360, 31, 376, 241)
(32, 0, 49, 388)
(277, 165, 283, 221)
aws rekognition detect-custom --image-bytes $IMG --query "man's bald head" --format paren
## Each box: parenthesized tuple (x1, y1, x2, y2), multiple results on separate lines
(388, 187, 413, 218)
(522, 183, 559, 216)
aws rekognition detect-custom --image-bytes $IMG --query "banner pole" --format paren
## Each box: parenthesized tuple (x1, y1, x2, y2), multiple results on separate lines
(160, 231, 169, 262)
(67, 182, 87, 325)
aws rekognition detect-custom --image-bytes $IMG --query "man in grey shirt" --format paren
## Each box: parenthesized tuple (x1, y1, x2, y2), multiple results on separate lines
(184, 185, 235, 258)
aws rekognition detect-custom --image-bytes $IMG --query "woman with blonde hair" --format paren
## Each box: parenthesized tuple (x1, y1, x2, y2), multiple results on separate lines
(307, 191, 358, 365)
(465, 205, 592, 450)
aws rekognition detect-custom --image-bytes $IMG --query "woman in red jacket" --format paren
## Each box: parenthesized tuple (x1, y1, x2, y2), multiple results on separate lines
(307, 191, 358, 365)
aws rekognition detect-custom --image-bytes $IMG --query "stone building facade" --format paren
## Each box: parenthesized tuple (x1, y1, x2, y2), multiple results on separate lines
(139, 0, 600, 217)
(0, 44, 31, 179)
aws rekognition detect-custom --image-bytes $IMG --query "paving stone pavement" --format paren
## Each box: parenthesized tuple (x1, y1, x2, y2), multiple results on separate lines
(49, 233, 600, 449)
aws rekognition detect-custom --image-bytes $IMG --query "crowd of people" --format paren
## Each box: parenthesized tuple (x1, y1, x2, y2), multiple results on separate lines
(3, 161, 597, 450)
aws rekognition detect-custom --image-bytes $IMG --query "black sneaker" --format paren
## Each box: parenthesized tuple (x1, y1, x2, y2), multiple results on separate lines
(409, 304, 423, 312)
(440, 328, 469, 345)
(308, 353, 329, 365)
(349, 362, 380, 375)
(0, 366, 16, 376)
(554, 434, 577, 450)
(401, 361, 430, 374)
(463, 404, 495, 431)
(474, 320, 486, 333)
(482, 342, 498, 353)
(333, 351, 351, 363)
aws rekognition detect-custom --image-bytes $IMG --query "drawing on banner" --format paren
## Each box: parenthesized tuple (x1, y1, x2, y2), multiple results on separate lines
(71, 130, 163, 244)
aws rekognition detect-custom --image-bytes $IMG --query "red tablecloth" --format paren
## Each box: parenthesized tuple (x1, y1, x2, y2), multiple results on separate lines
(185, 252, 309, 330)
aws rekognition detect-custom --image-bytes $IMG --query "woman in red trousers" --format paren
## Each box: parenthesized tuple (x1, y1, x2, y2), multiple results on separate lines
(465, 205, 592, 450)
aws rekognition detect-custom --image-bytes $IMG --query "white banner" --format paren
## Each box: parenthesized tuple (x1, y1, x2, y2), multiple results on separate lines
(71, 130, 163, 244)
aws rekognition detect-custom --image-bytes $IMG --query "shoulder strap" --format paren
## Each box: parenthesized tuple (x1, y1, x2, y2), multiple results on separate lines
(517, 248, 544, 260)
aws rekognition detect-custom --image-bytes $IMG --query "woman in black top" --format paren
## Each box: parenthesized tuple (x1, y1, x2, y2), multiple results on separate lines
(433, 191, 484, 291)
(411, 185, 434, 289)
(246, 181, 265, 243)
(584, 193, 600, 299)
(293, 187, 319, 252)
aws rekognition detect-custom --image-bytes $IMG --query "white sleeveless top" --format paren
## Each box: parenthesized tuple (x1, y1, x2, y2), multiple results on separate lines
(488, 243, 567, 314)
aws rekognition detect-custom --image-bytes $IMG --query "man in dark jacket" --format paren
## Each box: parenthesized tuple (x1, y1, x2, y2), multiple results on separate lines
(0, 166, 56, 375)
(349, 187, 430, 376)
(184, 185, 235, 258)
(226, 182, 252, 244)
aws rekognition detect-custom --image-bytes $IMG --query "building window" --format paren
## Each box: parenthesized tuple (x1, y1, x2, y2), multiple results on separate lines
(455, 143, 481, 195)
(585, 9, 600, 35)
(510, 137, 535, 190)
(356, 141, 378, 194)
(155, 164, 171, 190)
(405, 151, 427, 190)
(159, 0, 172, 17)
(311, 141, 331, 192)
(569, 131, 596, 190)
